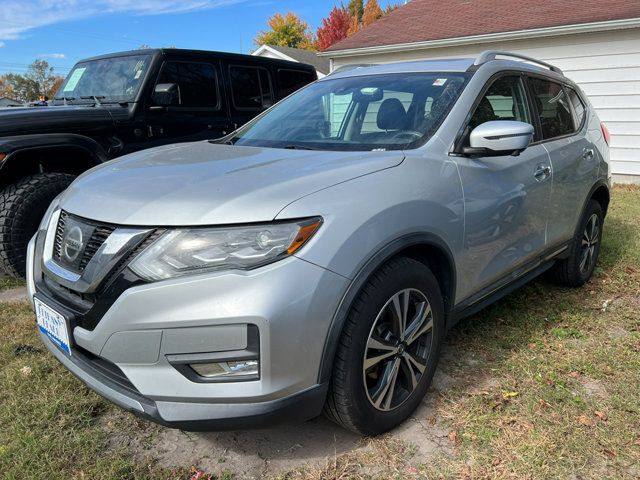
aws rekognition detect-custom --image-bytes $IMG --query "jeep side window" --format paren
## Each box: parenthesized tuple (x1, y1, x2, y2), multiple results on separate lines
(230, 66, 274, 110)
(469, 75, 531, 130)
(154, 61, 219, 108)
(277, 69, 316, 99)
(529, 77, 574, 140)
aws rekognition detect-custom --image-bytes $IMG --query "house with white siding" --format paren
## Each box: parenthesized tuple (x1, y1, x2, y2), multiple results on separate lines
(320, 0, 640, 183)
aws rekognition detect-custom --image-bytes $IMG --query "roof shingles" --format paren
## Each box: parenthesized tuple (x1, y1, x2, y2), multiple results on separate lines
(326, 0, 640, 51)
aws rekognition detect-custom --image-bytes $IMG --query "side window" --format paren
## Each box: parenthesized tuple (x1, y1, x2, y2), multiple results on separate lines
(277, 69, 315, 98)
(567, 87, 586, 128)
(154, 61, 218, 108)
(529, 77, 575, 139)
(230, 66, 274, 110)
(469, 75, 531, 129)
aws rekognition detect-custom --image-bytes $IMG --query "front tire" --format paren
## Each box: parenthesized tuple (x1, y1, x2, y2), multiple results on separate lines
(324, 257, 444, 435)
(547, 199, 604, 287)
(0, 173, 76, 278)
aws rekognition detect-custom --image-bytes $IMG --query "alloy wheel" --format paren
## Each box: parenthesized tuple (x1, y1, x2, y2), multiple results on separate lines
(363, 288, 434, 411)
(580, 213, 600, 274)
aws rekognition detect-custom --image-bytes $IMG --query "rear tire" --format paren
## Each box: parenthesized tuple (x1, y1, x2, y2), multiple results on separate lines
(0, 173, 76, 278)
(324, 257, 444, 435)
(547, 199, 603, 287)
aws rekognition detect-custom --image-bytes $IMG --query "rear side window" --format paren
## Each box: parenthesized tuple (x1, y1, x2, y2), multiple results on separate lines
(230, 66, 274, 110)
(155, 61, 219, 108)
(529, 77, 575, 140)
(567, 87, 586, 128)
(277, 69, 315, 98)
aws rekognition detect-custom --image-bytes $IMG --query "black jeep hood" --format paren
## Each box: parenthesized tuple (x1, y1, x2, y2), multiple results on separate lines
(0, 105, 114, 136)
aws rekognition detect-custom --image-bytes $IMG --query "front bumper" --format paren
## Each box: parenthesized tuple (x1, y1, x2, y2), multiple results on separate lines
(27, 233, 348, 429)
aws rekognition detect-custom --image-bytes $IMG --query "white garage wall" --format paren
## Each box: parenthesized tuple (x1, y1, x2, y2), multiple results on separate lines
(328, 28, 640, 182)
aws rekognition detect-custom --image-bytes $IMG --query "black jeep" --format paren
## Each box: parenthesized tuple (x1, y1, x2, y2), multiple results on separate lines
(0, 48, 317, 277)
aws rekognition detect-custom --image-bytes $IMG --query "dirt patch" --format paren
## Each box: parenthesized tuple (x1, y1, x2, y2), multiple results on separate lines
(109, 344, 482, 479)
(0, 287, 28, 304)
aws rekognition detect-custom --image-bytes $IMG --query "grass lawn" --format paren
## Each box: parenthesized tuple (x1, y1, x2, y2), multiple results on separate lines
(1, 185, 639, 479)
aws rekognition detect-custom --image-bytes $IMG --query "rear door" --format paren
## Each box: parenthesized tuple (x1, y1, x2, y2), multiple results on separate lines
(527, 77, 597, 246)
(144, 57, 231, 146)
(454, 74, 553, 293)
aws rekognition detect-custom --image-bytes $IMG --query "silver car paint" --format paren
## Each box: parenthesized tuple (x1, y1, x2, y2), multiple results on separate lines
(28, 56, 610, 425)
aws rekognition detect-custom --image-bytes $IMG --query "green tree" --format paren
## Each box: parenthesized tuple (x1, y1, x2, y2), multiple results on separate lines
(1, 59, 61, 102)
(254, 12, 316, 50)
(348, 0, 364, 23)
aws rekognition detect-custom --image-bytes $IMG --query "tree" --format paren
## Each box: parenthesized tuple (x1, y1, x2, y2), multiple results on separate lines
(0, 59, 62, 102)
(317, 5, 352, 51)
(348, 0, 364, 23)
(362, 0, 384, 27)
(254, 12, 316, 50)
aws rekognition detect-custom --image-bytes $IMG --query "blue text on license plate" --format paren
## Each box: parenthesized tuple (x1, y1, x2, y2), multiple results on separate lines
(35, 298, 71, 355)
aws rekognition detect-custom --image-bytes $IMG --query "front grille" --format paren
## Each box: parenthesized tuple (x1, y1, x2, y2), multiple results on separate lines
(78, 225, 116, 271)
(53, 210, 68, 262)
(52, 211, 117, 274)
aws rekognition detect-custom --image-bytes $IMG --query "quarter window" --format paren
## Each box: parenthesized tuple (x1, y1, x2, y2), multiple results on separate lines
(567, 87, 586, 128)
(154, 62, 219, 108)
(469, 76, 531, 130)
(230, 66, 274, 110)
(529, 78, 574, 140)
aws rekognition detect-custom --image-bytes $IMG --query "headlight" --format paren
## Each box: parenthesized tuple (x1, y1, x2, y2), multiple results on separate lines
(129, 217, 322, 281)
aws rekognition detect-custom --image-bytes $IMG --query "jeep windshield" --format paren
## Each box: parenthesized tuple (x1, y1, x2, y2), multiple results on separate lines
(53, 54, 152, 105)
(230, 72, 469, 151)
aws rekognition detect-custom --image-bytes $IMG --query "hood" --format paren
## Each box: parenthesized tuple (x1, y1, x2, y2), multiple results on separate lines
(60, 141, 404, 226)
(0, 105, 113, 136)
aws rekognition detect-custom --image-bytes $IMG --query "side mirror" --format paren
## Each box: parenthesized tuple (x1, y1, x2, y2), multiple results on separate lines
(464, 120, 534, 156)
(151, 83, 180, 109)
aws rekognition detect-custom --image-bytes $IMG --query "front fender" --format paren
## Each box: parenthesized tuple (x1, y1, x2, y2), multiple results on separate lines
(0, 133, 109, 169)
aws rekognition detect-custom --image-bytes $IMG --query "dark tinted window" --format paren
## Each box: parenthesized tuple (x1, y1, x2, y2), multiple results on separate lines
(470, 76, 531, 129)
(567, 87, 586, 127)
(230, 66, 274, 110)
(155, 62, 218, 108)
(529, 78, 574, 139)
(277, 69, 315, 98)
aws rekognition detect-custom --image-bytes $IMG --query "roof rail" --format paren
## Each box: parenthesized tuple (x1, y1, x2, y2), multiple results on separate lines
(473, 50, 563, 75)
(328, 63, 378, 75)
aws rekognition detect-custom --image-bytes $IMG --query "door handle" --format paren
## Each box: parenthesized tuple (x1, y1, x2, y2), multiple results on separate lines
(582, 148, 595, 160)
(534, 164, 551, 181)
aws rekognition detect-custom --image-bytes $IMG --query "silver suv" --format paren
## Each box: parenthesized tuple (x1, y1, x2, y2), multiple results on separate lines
(27, 51, 611, 435)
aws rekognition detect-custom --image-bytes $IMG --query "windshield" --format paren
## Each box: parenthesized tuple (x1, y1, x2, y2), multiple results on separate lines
(232, 72, 469, 151)
(54, 54, 152, 104)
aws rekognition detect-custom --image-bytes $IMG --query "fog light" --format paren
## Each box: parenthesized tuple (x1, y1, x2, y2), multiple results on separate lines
(191, 359, 259, 379)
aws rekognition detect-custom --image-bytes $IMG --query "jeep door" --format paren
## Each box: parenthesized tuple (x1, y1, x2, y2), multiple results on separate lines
(453, 74, 553, 297)
(223, 62, 276, 129)
(144, 58, 232, 146)
(527, 77, 598, 246)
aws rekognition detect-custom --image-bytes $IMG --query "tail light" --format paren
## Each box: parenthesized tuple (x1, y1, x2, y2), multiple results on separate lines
(601, 122, 610, 146)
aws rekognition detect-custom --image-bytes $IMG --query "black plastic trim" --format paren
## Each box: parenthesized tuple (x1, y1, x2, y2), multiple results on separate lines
(317, 232, 456, 384)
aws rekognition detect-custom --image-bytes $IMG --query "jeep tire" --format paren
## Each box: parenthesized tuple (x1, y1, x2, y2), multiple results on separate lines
(0, 173, 76, 278)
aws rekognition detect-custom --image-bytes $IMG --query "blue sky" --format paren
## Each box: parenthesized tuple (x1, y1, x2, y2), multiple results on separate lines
(0, 0, 395, 77)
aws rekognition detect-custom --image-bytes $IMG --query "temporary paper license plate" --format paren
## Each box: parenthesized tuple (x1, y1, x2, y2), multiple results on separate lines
(35, 297, 71, 355)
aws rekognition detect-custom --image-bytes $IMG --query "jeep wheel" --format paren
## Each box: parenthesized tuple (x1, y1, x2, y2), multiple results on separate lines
(324, 257, 444, 435)
(0, 173, 76, 278)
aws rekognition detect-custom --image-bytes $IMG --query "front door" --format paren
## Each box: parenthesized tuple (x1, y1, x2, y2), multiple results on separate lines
(453, 75, 553, 297)
(144, 59, 231, 147)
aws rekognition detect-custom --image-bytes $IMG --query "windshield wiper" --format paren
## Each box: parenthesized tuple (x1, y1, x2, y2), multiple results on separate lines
(284, 144, 316, 150)
(80, 95, 106, 106)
